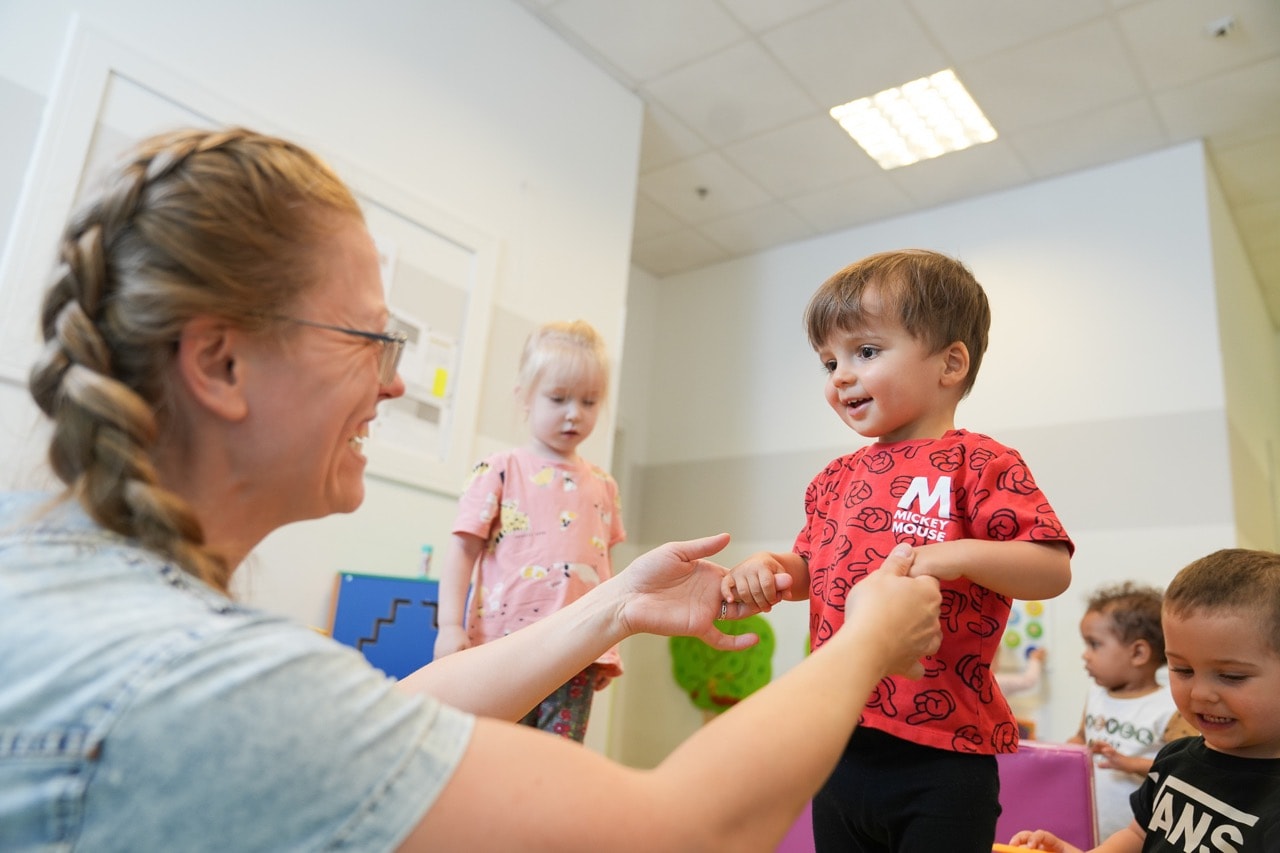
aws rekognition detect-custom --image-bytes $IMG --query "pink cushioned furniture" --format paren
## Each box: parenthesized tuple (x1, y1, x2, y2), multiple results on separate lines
(994, 741, 1098, 850)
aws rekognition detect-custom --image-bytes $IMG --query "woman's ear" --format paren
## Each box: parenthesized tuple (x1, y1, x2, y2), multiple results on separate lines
(174, 316, 250, 422)
(939, 341, 971, 388)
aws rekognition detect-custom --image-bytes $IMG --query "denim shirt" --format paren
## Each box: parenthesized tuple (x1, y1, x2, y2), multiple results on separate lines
(0, 493, 473, 852)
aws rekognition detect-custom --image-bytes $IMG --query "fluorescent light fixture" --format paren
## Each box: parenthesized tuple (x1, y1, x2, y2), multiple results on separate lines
(829, 69, 997, 170)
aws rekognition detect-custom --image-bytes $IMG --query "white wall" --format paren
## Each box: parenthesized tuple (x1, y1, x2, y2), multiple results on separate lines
(0, 0, 642, 754)
(618, 142, 1267, 761)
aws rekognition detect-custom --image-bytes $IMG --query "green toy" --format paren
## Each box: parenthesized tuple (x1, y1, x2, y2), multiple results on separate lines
(669, 615, 775, 716)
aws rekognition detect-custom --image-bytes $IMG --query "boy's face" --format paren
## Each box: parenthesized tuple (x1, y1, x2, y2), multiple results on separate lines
(815, 290, 958, 443)
(1079, 610, 1141, 691)
(1164, 606, 1280, 759)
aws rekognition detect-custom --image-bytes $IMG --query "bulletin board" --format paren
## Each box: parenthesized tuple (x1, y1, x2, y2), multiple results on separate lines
(0, 19, 497, 496)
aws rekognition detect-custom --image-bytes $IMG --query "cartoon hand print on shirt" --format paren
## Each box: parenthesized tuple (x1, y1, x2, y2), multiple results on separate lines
(863, 449, 895, 476)
(1032, 503, 1070, 542)
(843, 479, 873, 510)
(965, 583, 1003, 637)
(986, 507, 1022, 542)
(906, 689, 956, 724)
(955, 653, 995, 704)
(990, 721, 1018, 752)
(940, 588, 970, 633)
(967, 446, 995, 475)
(996, 460, 1038, 495)
(867, 677, 898, 718)
(929, 444, 965, 474)
(848, 506, 893, 534)
(952, 725, 984, 753)
(559, 510, 576, 529)
(530, 465, 555, 487)
(809, 478, 842, 519)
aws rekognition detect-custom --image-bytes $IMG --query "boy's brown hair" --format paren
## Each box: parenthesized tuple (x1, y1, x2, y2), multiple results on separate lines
(803, 249, 991, 396)
(1086, 582, 1166, 666)
(1164, 549, 1280, 655)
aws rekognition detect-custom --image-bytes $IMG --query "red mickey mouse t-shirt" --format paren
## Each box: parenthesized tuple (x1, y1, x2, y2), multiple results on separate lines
(793, 429, 1073, 754)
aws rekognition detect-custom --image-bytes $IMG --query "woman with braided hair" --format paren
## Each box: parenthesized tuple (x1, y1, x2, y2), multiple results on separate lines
(0, 127, 942, 852)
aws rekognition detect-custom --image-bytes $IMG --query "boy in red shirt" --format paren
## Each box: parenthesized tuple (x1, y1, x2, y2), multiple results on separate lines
(723, 249, 1073, 852)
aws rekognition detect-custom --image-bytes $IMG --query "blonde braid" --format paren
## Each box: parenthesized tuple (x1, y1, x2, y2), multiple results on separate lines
(28, 127, 362, 592)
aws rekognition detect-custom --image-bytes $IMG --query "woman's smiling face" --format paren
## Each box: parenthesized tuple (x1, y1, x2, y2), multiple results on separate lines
(240, 216, 405, 524)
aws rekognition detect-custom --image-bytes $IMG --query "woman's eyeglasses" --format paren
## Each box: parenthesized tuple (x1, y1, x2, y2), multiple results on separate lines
(283, 317, 407, 384)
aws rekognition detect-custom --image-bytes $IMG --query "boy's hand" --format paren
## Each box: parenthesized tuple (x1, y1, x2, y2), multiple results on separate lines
(1004, 829, 1080, 852)
(905, 542, 964, 582)
(722, 552, 793, 612)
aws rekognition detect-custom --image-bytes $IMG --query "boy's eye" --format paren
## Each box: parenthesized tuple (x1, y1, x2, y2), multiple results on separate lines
(857, 345, 879, 359)
(821, 359, 837, 374)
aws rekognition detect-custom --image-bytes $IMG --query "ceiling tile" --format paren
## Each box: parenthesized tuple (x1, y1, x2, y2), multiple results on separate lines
(1117, 0, 1280, 90)
(908, 0, 1108, 61)
(1155, 57, 1280, 144)
(545, 0, 745, 82)
(961, 21, 1145, 133)
(643, 40, 819, 146)
(787, 173, 916, 232)
(639, 103, 709, 172)
(698, 203, 817, 254)
(633, 194, 687, 241)
(631, 229, 732, 276)
(1211, 132, 1280, 207)
(762, 1, 948, 108)
(718, 0, 834, 32)
(721, 114, 881, 198)
(885, 139, 1033, 208)
(1007, 98, 1168, 179)
(639, 150, 773, 222)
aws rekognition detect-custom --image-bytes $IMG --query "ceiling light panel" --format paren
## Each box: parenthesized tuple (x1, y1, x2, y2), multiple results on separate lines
(830, 69, 997, 170)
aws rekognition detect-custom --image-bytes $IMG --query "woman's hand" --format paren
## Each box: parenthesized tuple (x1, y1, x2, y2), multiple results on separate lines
(614, 534, 791, 651)
(835, 543, 942, 678)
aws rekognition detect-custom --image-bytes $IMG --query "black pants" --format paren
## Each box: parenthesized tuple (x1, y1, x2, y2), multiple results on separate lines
(812, 726, 1001, 853)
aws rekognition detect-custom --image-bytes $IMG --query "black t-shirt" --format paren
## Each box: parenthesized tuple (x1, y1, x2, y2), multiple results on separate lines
(1130, 737, 1280, 851)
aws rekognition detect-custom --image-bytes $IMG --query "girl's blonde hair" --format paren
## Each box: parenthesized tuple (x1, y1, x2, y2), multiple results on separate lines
(515, 320, 609, 405)
(27, 127, 362, 592)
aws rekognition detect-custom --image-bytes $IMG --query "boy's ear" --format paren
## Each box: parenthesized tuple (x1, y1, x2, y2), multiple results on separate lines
(174, 316, 250, 422)
(1130, 638, 1154, 667)
(939, 341, 971, 388)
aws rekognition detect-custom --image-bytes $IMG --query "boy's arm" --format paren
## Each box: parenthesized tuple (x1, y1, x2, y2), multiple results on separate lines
(722, 551, 809, 612)
(432, 531, 484, 658)
(1092, 744, 1153, 777)
(908, 539, 1071, 600)
(1006, 820, 1145, 852)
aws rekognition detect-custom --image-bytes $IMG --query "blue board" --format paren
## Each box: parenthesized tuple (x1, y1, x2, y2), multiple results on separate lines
(330, 573, 439, 680)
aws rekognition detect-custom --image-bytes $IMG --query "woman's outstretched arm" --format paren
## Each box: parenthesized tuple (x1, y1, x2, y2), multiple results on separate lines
(399, 543, 941, 852)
